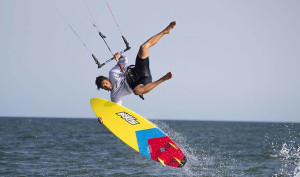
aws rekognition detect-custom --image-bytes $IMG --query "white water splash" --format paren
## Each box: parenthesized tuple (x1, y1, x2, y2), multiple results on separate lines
(294, 147, 300, 177)
(295, 165, 300, 177)
(280, 143, 291, 158)
(151, 121, 202, 176)
(151, 121, 244, 176)
(275, 143, 300, 177)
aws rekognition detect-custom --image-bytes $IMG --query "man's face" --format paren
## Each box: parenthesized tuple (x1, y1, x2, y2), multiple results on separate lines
(101, 79, 112, 91)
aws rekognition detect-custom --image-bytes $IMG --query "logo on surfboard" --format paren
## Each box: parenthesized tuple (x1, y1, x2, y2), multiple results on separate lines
(116, 112, 140, 125)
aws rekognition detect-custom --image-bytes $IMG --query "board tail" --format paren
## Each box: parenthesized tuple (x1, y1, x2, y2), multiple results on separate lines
(177, 156, 187, 168)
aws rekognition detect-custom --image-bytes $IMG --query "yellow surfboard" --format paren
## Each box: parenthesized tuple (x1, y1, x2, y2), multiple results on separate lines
(90, 98, 187, 168)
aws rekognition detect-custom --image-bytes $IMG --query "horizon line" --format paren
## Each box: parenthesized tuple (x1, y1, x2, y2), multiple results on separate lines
(0, 116, 299, 124)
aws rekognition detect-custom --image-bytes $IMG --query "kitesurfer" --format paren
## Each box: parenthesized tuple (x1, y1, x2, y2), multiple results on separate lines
(95, 21, 176, 106)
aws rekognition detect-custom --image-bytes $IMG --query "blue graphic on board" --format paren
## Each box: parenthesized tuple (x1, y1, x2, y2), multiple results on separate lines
(135, 128, 166, 158)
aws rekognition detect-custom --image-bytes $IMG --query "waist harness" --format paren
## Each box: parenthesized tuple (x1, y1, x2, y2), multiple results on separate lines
(125, 65, 139, 89)
(123, 65, 145, 100)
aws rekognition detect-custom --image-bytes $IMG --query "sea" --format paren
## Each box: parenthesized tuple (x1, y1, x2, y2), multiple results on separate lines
(0, 117, 300, 177)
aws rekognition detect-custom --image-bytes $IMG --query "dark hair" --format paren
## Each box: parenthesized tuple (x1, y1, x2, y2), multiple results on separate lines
(95, 76, 109, 90)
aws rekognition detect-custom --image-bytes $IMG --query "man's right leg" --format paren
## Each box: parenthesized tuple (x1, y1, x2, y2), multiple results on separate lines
(138, 21, 176, 59)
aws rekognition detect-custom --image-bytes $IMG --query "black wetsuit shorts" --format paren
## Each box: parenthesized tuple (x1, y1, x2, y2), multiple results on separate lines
(128, 55, 152, 89)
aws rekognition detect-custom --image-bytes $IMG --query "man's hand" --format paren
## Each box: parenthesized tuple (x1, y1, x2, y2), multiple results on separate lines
(113, 53, 121, 60)
(98, 116, 104, 124)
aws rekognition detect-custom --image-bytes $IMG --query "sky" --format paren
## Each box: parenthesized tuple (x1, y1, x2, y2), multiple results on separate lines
(1, 0, 300, 122)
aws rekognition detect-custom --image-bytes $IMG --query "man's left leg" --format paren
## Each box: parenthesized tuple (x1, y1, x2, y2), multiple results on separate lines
(133, 72, 172, 95)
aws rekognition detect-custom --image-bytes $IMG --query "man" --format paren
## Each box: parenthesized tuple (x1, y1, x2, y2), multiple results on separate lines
(96, 21, 176, 122)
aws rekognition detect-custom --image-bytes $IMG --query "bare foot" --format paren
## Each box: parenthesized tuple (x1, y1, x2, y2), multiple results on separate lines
(164, 21, 177, 34)
(162, 72, 173, 81)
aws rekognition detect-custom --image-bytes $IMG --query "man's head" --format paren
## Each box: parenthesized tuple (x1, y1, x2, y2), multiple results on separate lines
(95, 76, 112, 91)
